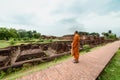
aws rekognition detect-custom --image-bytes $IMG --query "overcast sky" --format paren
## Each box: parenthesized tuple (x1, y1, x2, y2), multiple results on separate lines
(0, 0, 120, 36)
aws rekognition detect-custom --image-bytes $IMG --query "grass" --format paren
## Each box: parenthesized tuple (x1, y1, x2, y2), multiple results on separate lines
(0, 39, 71, 48)
(0, 40, 10, 48)
(0, 39, 53, 48)
(0, 40, 29, 48)
(98, 49, 120, 80)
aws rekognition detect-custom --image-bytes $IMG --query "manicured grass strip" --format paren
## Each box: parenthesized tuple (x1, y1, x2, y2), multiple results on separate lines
(98, 49, 120, 80)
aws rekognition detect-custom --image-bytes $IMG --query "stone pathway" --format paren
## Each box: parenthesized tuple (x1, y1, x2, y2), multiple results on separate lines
(16, 41, 120, 80)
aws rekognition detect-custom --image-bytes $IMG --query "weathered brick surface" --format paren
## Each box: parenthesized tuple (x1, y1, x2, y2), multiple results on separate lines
(17, 41, 120, 80)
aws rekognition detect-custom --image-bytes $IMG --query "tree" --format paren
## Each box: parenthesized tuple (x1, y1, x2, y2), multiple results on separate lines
(90, 32, 100, 36)
(27, 31, 33, 38)
(78, 32, 89, 35)
(108, 30, 112, 34)
(17, 29, 28, 38)
(102, 32, 109, 37)
(0, 27, 9, 40)
(0, 27, 41, 40)
(33, 33, 41, 39)
(102, 30, 117, 40)
(32, 30, 41, 39)
(9, 28, 18, 38)
(33, 30, 37, 33)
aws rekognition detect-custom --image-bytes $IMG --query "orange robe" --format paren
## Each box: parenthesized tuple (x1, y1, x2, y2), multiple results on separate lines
(72, 34, 80, 61)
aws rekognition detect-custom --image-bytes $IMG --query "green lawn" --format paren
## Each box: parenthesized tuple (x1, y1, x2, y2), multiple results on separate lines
(0, 39, 53, 48)
(98, 49, 120, 80)
(0, 40, 29, 48)
(0, 40, 10, 48)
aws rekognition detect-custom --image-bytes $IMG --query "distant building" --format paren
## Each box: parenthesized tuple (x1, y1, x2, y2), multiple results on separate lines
(41, 35, 56, 39)
(58, 34, 73, 41)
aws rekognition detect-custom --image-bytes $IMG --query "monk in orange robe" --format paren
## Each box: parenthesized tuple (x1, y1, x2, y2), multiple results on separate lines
(71, 31, 80, 63)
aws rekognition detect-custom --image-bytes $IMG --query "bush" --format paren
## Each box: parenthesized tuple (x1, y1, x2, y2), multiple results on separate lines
(9, 39, 15, 45)
(7, 68, 13, 74)
(39, 39, 44, 42)
(23, 37, 29, 41)
(22, 63, 32, 70)
(17, 38, 22, 41)
(49, 39, 53, 42)
(35, 39, 43, 43)
(0, 71, 6, 79)
(108, 34, 116, 40)
(83, 44, 90, 52)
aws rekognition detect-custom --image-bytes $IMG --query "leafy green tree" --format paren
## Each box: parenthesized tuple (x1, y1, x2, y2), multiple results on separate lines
(102, 30, 117, 40)
(33, 33, 41, 39)
(108, 30, 112, 34)
(0, 27, 41, 40)
(27, 31, 33, 38)
(102, 32, 109, 37)
(108, 33, 116, 39)
(17, 29, 28, 38)
(33, 30, 37, 34)
(0, 27, 10, 40)
(9, 28, 18, 38)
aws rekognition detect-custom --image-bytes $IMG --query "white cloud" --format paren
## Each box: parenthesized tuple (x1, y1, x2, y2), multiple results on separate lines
(79, 11, 120, 36)
(0, 0, 120, 36)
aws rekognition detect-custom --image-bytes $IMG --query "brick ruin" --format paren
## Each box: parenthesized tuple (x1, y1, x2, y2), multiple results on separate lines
(0, 35, 116, 71)
(0, 41, 72, 71)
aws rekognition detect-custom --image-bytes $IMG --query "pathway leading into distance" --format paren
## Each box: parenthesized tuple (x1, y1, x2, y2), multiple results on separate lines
(16, 41, 120, 80)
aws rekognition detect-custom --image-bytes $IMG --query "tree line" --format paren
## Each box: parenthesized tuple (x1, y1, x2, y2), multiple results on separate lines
(102, 30, 117, 40)
(0, 27, 41, 40)
(78, 30, 117, 40)
(0, 27, 117, 40)
(78, 32, 100, 36)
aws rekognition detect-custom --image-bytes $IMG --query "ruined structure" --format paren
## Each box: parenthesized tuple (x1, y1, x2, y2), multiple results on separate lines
(0, 41, 71, 71)
(0, 34, 115, 71)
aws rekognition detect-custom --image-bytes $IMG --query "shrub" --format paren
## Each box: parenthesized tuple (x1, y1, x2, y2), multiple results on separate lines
(9, 39, 15, 45)
(108, 34, 116, 40)
(22, 63, 32, 70)
(23, 37, 29, 41)
(49, 39, 53, 42)
(7, 68, 12, 74)
(83, 44, 90, 52)
(0, 71, 6, 79)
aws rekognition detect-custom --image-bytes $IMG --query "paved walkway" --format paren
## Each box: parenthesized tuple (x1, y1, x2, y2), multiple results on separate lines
(17, 41, 120, 80)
